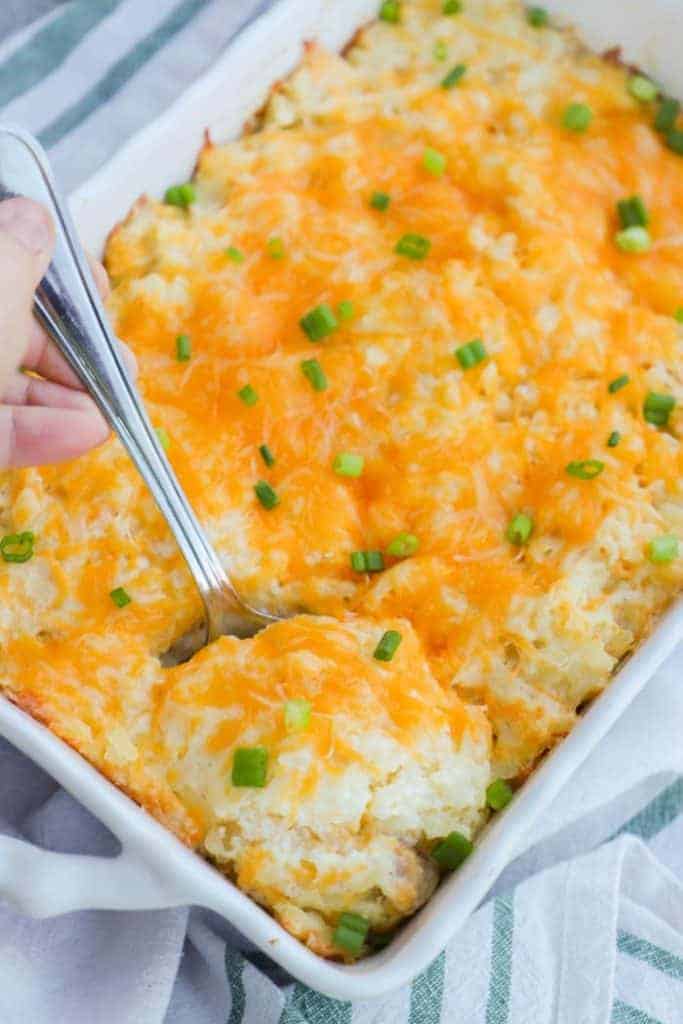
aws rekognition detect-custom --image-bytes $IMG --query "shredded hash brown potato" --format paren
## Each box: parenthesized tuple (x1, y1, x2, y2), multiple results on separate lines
(1, 0, 682, 958)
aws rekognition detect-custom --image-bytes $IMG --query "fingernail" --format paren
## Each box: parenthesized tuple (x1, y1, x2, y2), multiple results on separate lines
(0, 199, 51, 255)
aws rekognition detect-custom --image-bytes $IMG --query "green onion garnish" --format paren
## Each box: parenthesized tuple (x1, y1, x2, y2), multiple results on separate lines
(608, 374, 629, 393)
(442, 0, 462, 12)
(373, 629, 402, 662)
(175, 333, 191, 361)
(259, 444, 275, 467)
(647, 535, 679, 564)
(386, 531, 419, 557)
(110, 586, 132, 608)
(237, 384, 259, 406)
(643, 391, 676, 427)
(232, 746, 268, 787)
(617, 195, 649, 229)
(225, 246, 245, 263)
(379, 0, 400, 23)
(423, 146, 447, 177)
(441, 63, 467, 89)
(526, 6, 548, 27)
(607, 430, 621, 448)
(300, 303, 338, 341)
(267, 236, 285, 260)
(370, 191, 391, 211)
(433, 39, 448, 61)
(395, 233, 431, 259)
(455, 338, 487, 369)
(615, 226, 651, 253)
(155, 426, 170, 451)
(333, 452, 364, 477)
(333, 912, 369, 955)
(666, 130, 683, 155)
(562, 103, 593, 133)
(254, 480, 279, 509)
(164, 182, 196, 208)
(654, 97, 680, 134)
(338, 299, 354, 322)
(675, 308, 683, 323)
(432, 830, 473, 870)
(566, 459, 605, 480)
(628, 75, 658, 103)
(300, 358, 328, 392)
(0, 531, 34, 564)
(486, 778, 514, 810)
(284, 698, 312, 733)
(506, 513, 533, 546)
(350, 550, 385, 573)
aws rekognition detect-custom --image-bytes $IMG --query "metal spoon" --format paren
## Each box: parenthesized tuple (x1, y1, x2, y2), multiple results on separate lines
(0, 125, 278, 645)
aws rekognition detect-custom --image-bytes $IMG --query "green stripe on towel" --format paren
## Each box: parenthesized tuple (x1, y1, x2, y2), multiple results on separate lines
(278, 984, 351, 1024)
(0, 0, 123, 109)
(225, 949, 246, 1024)
(409, 951, 445, 1024)
(39, 0, 213, 149)
(611, 1000, 665, 1024)
(486, 894, 514, 1024)
(614, 778, 683, 841)
(617, 931, 683, 982)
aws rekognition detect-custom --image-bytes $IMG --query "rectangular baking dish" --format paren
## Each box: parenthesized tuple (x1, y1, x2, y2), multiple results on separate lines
(0, 0, 681, 1001)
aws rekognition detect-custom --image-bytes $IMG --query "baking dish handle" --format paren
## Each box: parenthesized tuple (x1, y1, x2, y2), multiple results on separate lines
(0, 835, 196, 917)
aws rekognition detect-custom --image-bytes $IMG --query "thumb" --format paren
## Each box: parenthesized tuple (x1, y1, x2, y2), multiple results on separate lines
(0, 197, 54, 400)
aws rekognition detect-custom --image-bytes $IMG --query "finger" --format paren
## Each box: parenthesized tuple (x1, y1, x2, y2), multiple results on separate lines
(0, 405, 109, 468)
(2, 370, 106, 416)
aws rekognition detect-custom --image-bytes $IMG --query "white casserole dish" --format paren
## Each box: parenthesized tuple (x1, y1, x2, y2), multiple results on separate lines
(0, 0, 681, 1001)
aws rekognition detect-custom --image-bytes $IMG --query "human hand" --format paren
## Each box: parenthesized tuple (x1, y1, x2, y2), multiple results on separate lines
(0, 196, 129, 468)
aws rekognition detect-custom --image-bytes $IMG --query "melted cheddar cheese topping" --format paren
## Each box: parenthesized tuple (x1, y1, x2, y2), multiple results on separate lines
(0, 0, 681, 958)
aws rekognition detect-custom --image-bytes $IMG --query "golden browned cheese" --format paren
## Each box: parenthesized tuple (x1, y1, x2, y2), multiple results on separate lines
(0, 0, 681, 957)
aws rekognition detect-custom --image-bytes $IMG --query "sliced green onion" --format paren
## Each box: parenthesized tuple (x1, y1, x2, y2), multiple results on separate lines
(370, 190, 391, 211)
(386, 531, 419, 557)
(259, 444, 275, 467)
(338, 299, 355, 322)
(608, 374, 630, 393)
(666, 129, 683, 155)
(231, 746, 268, 787)
(373, 629, 402, 662)
(379, 0, 400, 23)
(155, 426, 170, 451)
(333, 452, 364, 477)
(486, 778, 514, 811)
(628, 75, 658, 103)
(647, 535, 679, 564)
(300, 303, 338, 341)
(441, 63, 467, 89)
(267, 236, 285, 260)
(643, 391, 676, 427)
(0, 531, 34, 564)
(237, 383, 259, 406)
(506, 512, 533, 546)
(395, 233, 431, 259)
(566, 459, 605, 480)
(607, 430, 621, 448)
(109, 586, 132, 608)
(284, 698, 312, 733)
(175, 333, 191, 361)
(254, 480, 279, 509)
(562, 102, 593, 133)
(675, 307, 683, 323)
(350, 550, 385, 573)
(225, 246, 245, 263)
(654, 97, 680, 134)
(423, 146, 447, 177)
(526, 6, 548, 27)
(433, 39, 448, 62)
(455, 338, 487, 369)
(431, 830, 473, 870)
(164, 182, 196, 208)
(615, 226, 651, 253)
(442, 0, 462, 12)
(333, 912, 369, 955)
(300, 358, 328, 392)
(617, 195, 649, 229)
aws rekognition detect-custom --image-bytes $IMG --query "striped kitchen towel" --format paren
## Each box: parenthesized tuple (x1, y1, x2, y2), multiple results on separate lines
(0, 4, 682, 1023)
